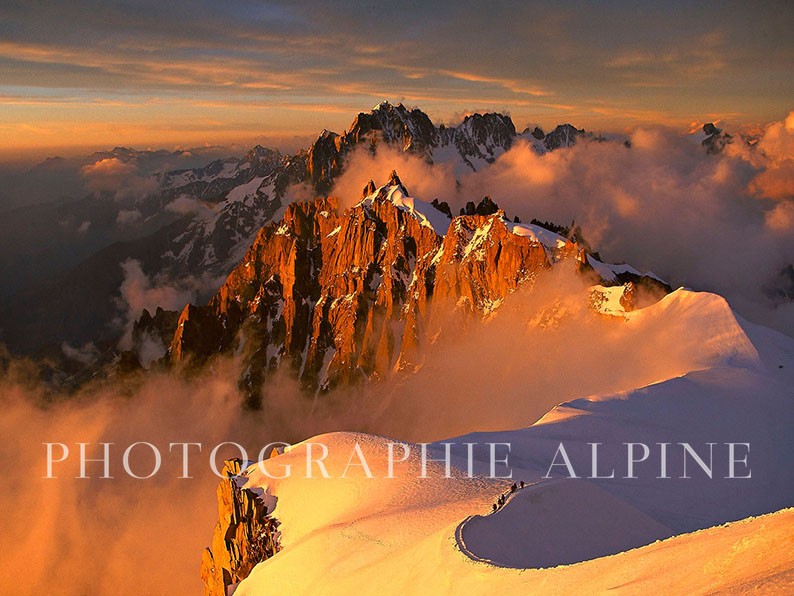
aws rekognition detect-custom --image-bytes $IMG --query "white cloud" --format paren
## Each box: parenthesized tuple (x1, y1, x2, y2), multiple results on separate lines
(81, 157, 158, 201)
(330, 111, 794, 334)
(116, 209, 142, 225)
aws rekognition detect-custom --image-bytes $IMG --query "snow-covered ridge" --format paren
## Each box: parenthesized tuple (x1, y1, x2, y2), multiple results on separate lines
(357, 179, 665, 287)
(358, 182, 453, 236)
(507, 217, 666, 285)
(163, 158, 244, 189)
(587, 255, 666, 285)
(226, 288, 793, 594)
(506, 220, 568, 249)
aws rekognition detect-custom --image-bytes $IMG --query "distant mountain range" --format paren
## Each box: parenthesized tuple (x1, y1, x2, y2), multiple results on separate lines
(0, 102, 744, 377)
(0, 102, 592, 358)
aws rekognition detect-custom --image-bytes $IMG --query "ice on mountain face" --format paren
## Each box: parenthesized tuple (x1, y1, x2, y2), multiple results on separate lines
(523, 133, 551, 156)
(506, 221, 568, 249)
(461, 219, 496, 261)
(159, 157, 293, 287)
(587, 255, 621, 281)
(359, 183, 452, 236)
(163, 158, 243, 190)
(428, 144, 482, 177)
(218, 160, 242, 178)
(430, 112, 516, 172)
(225, 177, 266, 203)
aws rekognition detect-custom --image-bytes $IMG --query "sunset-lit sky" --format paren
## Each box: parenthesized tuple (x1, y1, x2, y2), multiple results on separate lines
(1, 0, 792, 158)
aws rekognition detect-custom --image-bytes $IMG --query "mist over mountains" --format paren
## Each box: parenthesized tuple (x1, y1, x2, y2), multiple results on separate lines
(2, 0, 793, 592)
(0, 102, 791, 381)
(0, 102, 792, 596)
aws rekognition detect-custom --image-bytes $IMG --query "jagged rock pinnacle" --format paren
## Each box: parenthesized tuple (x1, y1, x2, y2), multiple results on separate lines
(362, 180, 377, 199)
(460, 196, 501, 216)
(388, 170, 408, 194)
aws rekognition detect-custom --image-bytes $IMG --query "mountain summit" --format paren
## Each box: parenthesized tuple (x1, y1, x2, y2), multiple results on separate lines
(0, 102, 592, 359)
(154, 174, 667, 404)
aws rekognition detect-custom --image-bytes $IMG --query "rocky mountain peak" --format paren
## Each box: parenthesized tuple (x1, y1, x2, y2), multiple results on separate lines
(387, 169, 407, 192)
(242, 145, 283, 178)
(306, 130, 346, 191)
(244, 144, 280, 163)
(0, 101, 732, 367)
(372, 99, 395, 112)
(159, 173, 668, 404)
(458, 112, 516, 142)
(361, 179, 377, 198)
(702, 122, 733, 154)
(349, 101, 438, 153)
(445, 112, 516, 165)
(543, 124, 585, 151)
(301, 102, 595, 197)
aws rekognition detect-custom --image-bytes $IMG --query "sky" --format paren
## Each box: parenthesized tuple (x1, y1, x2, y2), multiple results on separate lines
(1, 0, 792, 158)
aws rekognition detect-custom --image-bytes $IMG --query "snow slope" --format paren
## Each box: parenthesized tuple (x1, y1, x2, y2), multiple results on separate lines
(235, 435, 793, 595)
(227, 288, 794, 594)
(359, 183, 452, 235)
(457, 479, 673, 568)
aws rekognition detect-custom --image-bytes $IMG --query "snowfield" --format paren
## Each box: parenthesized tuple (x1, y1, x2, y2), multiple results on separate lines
(359, 182, 453, 235)
(229, 288, 794, 595)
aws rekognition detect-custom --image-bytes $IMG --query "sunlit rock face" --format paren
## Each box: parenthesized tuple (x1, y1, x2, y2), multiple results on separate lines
(0, 101, 600, 358)
(304, 101, 518, 190)
(161, 176, 667, 405)
(166, 189, 543, 399)
(201, 459, 281, 596)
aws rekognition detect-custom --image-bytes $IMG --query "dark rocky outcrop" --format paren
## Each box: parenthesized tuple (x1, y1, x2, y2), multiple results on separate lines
(702, 122, 733, 154)
(201, 459, 281, 596)
(764, 264, 794, 302)
(460, 196, 501, 216)
(431, 198, 453, 218)
(543, 124, 586, 151)
(133, 306, 180, 349)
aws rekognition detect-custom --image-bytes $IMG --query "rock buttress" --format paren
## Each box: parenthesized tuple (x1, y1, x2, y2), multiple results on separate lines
(200, 459, 281, 596)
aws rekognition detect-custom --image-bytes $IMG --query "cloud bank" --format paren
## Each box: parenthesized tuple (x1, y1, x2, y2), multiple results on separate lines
(80, 158, 160, 201)
(331, 112, 794, 334)
(0, 258, 773, 594)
